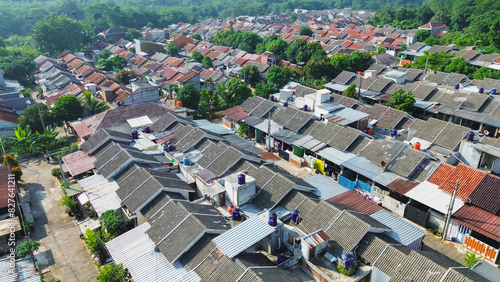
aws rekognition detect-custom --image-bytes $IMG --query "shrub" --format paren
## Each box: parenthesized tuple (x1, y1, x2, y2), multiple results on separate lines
(51, 167, 61, 177)
(99, 210, 124, 236)
(11, 166, 22, 182)
(97, 263, 127, 282)
(3, 154, 19, 167)
(59, 194, 76, 213)
(16, 241, 40, 257)
(337, 263, 357, 276)
(462, 251, 482, 268)
(70, 142, 79, 151)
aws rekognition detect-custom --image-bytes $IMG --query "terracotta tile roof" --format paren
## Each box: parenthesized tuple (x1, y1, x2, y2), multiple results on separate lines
(86, 72, 107, 85)
(327, 191, 383, 215)
(467, 174, 500, 214)
(163, 57, 184, 68)
(386, 178, 420, 195)
(156, 67, 178, 79)
(438, 163, 487, 200)
(75, 65, 94, 78)
(221, 105, 248, 122)
(131, 56, 148, 66)
(452, 205, 500, 242)
(234, 58, 247, 66)
(200, 48, 211, 56)
(420, 21, 447, 29)
(427, 163, 456, 186)
(67, 58, 84, 69)
(177, 70, 198, 84)
(62, 53, 77, 63)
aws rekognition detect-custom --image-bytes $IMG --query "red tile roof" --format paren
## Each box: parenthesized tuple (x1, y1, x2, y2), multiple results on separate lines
(452, 205, 500, 242)
(386, 178, 420, 195)
(221, 105, 248, 122)
(438, 163, 487, 200)
(46, 93, 64, 105)
(420, 21, 447, 29)
(62, 150, 96, 177)
(327, 190, 383, 215)
(0, 166, 18, 208)
(177, 70, 198, 84)
(467, 174, 500, 214)
(427, 163, 456, 186)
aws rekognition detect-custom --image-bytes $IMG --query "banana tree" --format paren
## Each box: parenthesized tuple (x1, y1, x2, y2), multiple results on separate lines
(6, 125, 40, 155)
(36, 125, 59, 151)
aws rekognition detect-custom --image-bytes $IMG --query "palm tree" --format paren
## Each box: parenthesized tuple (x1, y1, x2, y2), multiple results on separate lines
(6, 125, 39, 155)
(81, 91, 108, 114)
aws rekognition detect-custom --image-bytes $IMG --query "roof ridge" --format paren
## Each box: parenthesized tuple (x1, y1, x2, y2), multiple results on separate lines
(155, 212, 191, 247)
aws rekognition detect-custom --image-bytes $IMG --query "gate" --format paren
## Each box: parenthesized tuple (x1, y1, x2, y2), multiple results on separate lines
(404, 204, 429, 228)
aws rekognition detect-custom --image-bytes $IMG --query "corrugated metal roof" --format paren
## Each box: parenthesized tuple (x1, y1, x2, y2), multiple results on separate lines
(78, 174, 121, 216)
(405, 181, 464, 214)
(0, 256, 41, 282)
(303, 174, 348, 200)
(317, 147, 356, 165)
(371, 210, 427, 247)
(342, 156, 382, 179)
(213, 213, 275, 258)
(372, 172, 400, 186)
(326, 107, 369, 126)
(239, 203, 263, 218)
(106, 223, 200, 282)
(302, 230, 330, 247)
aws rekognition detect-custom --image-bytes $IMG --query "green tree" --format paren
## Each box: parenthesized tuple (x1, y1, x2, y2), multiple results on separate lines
(240, 65, 260, 86)
(235, 123, 249, 138)
(220, 78, 252, 108)
(191, 50, 203, 63)
(115, 69, 135, 85)
(81, 91, 109, 114)
(412, 51, 455, 71)
(53, 95, 84, 122)
(97, 58, 113, 71)
(415, 29, 432, 42)
(125, 28, 141, 41)
(254, 84, 277, 99)
(298, 26, 313, 37)
(59, 194, 77, 213)
(98, 49, 112, 60)
(330, 54, 351, 77)
(202, 55, 213, 69)
(99, 210, 124, 236)
(387, 89, 416, 113)
(111, 55, 128, 70)
(20, 88, 32, 98)
(177, 83, 200, 110)
(265, 66, 299, 88)
(16, 241, 40, 258)
(30, 15, 87, 55)
(474, 67, 500, 80)
(18, 104, 56, 134)
(200, 89, 220, 119)
(444, 57, 476, 77)
(191, 33, 202, 40)
(304, 58, 334, 80)
(424, 37, 441, 46)
(348, 51, 372, 72)
(83, 229, 110, 263)
(266, 38, 289, 60)
(97, 264, 127, 282)
(462, 251, 482, 268)
(35, 125, 59, 151)
(167, 43, 178, 57)
(344, 84, 357, 99)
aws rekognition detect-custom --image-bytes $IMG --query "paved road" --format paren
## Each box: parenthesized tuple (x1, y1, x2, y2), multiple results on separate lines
(19, 156, 98, 282)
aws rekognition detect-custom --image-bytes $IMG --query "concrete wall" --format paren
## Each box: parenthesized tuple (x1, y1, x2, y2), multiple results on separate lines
(124, 85, 160, 106)
(428, 209, 445, 231)
(370, 267, 391, 282)
(458, 140, 481, 168)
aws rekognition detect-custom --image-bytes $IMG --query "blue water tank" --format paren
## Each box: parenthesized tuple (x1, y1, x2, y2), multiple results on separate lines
(390, 128, 397, 137)
(454, 84, 460, 90)
(466, 131, 475, 142)
(302, 105, 308, 111)
(270, 95, 274, 101)
(237, 174, 245, 185)
(131, 130, 139, 139)
(491, 88, 497, 94)
(291, 209, 300, 223)
(283, 102, 288, 107)
(143, 126, 151, 133)
(340, 253, 355, 270)
(183, 156, 190, 166)
(479, 87, 485, 94)
(232, 208, 241, 220)
(268, 212, 278, 227)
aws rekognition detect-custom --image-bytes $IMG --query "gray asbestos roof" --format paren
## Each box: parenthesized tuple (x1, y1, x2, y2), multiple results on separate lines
(325, 211, 371, 256)
(357, 233, 402, 264)
(372, 245, 410, 276)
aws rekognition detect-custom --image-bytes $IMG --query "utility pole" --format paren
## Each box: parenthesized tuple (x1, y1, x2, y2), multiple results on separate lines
(58, 157, 68, 189)
(442, 180, 459, 240)
(424, 56, 429, 73)
(267, 110, 272, 152)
